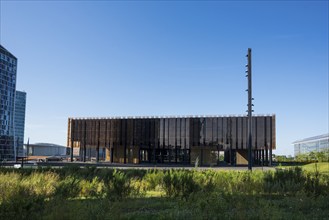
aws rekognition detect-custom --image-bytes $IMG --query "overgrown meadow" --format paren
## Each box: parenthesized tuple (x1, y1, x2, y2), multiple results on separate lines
(0, 165, 328, 219)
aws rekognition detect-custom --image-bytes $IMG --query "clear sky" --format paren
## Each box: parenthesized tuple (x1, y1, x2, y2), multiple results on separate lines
(0, 1, 328, 156)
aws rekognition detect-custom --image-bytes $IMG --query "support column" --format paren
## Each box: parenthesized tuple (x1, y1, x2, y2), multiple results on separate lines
(188, 148, 191, 164)
(265, 145, 268, 166)
(269, 117, 273, 166)
(153, 146, 156, 164)
(154, 121, 157, 164)
(110, 147, 114, 163)
(124, 145, 127, 164)
(83, 121, 87, 162)
(175, 146, 178, 163)
(106, 148, 110, 161)
(175, 118, 177, 163)
(253, 150, 256, 165)
(83, 143, 86, 162)
(161, 148, 164, 163)
(96, 144, 99, 162)
(70, 139, 74, 162)
(96, 121, 100, 162)
(269, 146, 272, 166)
(231, 149, 235, 166)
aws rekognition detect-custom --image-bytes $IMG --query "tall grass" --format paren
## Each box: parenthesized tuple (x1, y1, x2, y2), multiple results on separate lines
(0, 167, 328, 219)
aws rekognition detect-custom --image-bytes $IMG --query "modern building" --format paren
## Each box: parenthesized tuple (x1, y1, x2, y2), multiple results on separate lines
(0, 45, 17, 160)
(293, 134, 329, 156)
(14, 91, 27, 157)
(68, 115, 276, 166)
(25, 143, 69, 156)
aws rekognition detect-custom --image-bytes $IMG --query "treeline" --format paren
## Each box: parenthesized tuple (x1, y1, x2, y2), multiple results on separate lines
(295, 150, 329, 162)
(274, 150, 329, 163)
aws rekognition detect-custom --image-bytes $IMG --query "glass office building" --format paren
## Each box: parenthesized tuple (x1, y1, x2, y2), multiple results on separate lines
(293, 134, 329, 156)
(0, 45, 17, 160)
(68, 115, 276, 166)
(14, 91, 27, 157)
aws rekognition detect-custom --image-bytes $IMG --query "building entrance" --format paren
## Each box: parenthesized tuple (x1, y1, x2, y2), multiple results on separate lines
(139, 149, 149, 162)
(139, 148, 190, 164)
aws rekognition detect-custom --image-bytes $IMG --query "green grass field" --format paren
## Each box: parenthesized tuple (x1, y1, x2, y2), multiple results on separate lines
(301, 162, 329, 174)
(279, 162, 329, 175)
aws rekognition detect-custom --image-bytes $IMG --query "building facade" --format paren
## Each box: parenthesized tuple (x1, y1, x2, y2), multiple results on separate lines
(14, 91, 27, 157)
(68, 115, 276, 166)
(25, 143, 68, 156)
(0, 45, 17, 160)
(293, 134, 329, 156)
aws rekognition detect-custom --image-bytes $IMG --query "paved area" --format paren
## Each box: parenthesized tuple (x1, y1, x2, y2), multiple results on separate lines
(1, 161, 276, 171)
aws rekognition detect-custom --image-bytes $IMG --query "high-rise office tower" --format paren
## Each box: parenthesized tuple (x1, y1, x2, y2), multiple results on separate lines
(14, 91, 26, 157)
(0, 45, 17, 160)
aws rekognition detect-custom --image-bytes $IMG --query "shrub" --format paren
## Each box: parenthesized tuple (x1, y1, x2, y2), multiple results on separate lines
(106, 170, 131, 200)
(0, 172, 47, 219)
(0, 172, 21, 204)
(304, 171, 329, 196)
(0, 186, 46, 219)
(80, 176, 105, 198)
(55, 176, 81, 199)
(130, 178, 147, 197)
(162, 169, 200, 199)
(143, 169, 164, 190)
(21, 172, 59, 197)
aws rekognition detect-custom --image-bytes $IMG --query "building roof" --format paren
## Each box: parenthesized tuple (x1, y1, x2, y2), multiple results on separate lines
(292, 133, 329, 144)
(26, 143, 67, 148)
(0, 44, 17, 59)
(69, 114, 275, 120)
(16, 90, 27, 95)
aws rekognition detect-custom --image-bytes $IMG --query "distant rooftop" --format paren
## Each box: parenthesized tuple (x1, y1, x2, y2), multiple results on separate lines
(26, 143, 67, 148)
(293, 133, 329, 144)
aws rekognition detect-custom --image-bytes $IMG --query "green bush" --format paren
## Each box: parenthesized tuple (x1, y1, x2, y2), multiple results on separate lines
(162, 169, 200, 199)
(0, 172, 21, 204)
(143, 169, 164, 190)
(22, 172, 59, 197)
(130, 178, 147, 197)
(106, 170, 131, 200)
(80, 176, 105, 198)
(0, 172, 48, 219)
(304, 171, 329, 196)
(0, 186, 46, 219)
(55, 176, 81, 199)
(263, 167, 329, 196)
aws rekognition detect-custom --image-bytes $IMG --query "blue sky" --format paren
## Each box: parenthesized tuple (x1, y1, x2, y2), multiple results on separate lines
(0, 1, 328, 156)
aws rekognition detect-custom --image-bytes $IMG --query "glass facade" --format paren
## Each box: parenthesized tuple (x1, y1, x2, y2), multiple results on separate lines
(14, 91, 27, 157)
(68, 115, 276, 165)
(0, 45, 17, 160)
(293, 134, 329, 156)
